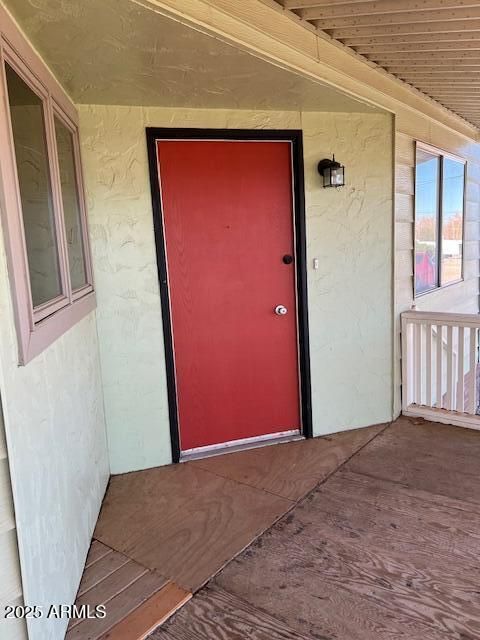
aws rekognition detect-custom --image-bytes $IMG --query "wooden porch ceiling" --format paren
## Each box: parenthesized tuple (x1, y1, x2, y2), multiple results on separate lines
(274, 0, 480, 128)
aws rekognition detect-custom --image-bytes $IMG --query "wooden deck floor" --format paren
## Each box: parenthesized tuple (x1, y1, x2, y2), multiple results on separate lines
(70, 423, 384, 639)
(151, 417, 480, 640)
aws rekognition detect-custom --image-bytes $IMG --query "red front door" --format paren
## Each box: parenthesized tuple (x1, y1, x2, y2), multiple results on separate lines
(157, 140, 301, 452)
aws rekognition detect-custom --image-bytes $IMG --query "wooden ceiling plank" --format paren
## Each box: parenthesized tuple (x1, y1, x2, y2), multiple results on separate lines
(275, 0, 480, 128)
(432, 98, 480, 101)
(413, 77, 480, 80)
(451, 118, 480, 123)
(414, 83, 480, 86)
(426, 90, 480, 93)
(438, 109, 480, 113)
(388, 66, 480, 71)
(299, 1, 480, 21)
(433, 102, 480, 106)
(326, 19, 480, 38)
(369, 52, 480, 62)
(416, 87, 480, 94)
(378, 59, 480, 66)
(343, 31, 480, 44)
(399, 81, 480, 88)
(417, 88, 480, 90)
(355, 42, 480, 53)
(401, 78, 480, 83)
(283, 0, 379, 8)
(429, 97, 480, 100)
(312, 7, 480, 27)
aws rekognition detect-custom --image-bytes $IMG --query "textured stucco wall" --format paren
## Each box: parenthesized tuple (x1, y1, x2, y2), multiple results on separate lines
(302, 111, 394, 430)
(0, 398, 27, 640)
(79, 105, 394, 473)
(0, 209, 109, 640)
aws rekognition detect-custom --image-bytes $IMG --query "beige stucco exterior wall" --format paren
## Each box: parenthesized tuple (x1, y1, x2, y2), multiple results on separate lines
(0, 205, 110, 640)
(0, 399, 26, 640)
(79, 105, 394, 473)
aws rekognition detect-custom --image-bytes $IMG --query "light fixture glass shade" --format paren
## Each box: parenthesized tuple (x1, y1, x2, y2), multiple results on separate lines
(322, 167, 331, 188)
(331, 165, 344, 187)
(318, 156, 345, 188)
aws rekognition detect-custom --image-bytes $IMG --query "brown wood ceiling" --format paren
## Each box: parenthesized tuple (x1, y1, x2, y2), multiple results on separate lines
(276, 0, 480, 128)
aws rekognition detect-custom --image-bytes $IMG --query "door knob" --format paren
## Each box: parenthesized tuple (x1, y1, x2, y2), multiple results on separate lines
(275, 305, 288, 316)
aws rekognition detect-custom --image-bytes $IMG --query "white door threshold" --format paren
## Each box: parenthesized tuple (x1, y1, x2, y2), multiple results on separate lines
(180, 429, 303, 462)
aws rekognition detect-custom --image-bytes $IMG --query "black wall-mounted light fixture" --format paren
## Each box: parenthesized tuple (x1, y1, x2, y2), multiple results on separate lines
(317, 155, 345, 188)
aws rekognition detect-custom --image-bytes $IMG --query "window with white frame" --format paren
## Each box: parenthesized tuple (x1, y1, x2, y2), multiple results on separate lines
(0, 41, 94, 363)
(414, 143, 466, 297)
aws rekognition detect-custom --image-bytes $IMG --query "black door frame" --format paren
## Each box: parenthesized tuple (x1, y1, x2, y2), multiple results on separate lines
(146, 128, 313, 462)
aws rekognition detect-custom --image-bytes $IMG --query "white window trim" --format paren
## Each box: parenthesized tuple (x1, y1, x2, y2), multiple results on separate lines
(414, 140, 467, 299)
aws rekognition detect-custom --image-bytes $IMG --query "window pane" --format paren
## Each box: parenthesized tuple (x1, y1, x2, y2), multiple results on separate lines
(54, 118, 88, 290)
(5, 63, 62, 307)
(415, 149, 439, 295)
(441, 158, 464, 286)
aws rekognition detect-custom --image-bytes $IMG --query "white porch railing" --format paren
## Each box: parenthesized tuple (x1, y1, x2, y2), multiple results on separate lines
(401, 310, 480, 429)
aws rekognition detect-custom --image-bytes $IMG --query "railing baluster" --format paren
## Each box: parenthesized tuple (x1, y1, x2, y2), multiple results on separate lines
(457, 326, 465, 413)
(446, 325, 453, 411)
(401, 314, 409, 410)
(415, 323, 422, 405)
(426, 323, 432, 407)
(436, 324, 443, 409)
(469, 327, 477, 415)
(408, 321, 414, 407)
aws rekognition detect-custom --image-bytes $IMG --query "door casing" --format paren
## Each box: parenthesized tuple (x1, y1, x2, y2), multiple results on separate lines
(146, 128, 312, 462)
